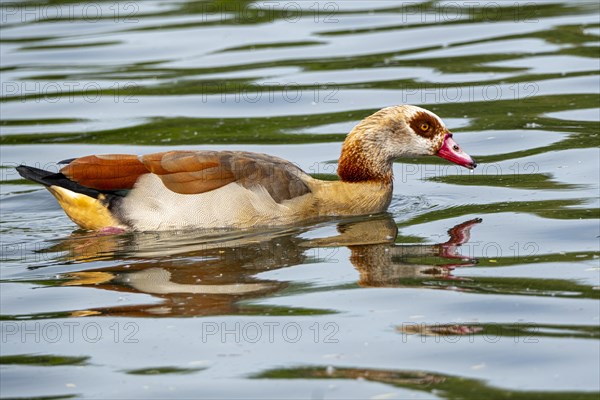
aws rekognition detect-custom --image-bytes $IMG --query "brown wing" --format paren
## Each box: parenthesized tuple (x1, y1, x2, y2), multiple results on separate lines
(61, 151, 311, 202)
(60, 154, 150, 191)
(140, 151, 311, 202)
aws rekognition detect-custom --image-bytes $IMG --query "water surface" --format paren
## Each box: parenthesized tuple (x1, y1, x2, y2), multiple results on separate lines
(1, 1, 599, 399)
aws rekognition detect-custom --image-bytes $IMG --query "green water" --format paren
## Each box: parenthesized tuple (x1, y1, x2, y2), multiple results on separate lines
(1, 1, 599, 399)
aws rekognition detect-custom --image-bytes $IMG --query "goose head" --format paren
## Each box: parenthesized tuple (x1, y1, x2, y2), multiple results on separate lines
(337, 105, 477, 183)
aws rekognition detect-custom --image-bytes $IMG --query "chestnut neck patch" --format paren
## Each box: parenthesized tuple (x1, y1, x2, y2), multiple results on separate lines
(408, 111, 442, 139)
(337, 140, 392, 184)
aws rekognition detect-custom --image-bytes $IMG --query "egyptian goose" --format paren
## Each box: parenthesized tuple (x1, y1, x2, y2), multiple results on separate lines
(16, 105, 476, 231)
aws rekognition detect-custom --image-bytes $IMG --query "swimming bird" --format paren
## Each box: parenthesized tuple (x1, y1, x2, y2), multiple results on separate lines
(16, 105, 476, 231)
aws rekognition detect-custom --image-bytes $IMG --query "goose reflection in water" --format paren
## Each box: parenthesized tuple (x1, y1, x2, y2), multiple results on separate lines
(46, 215, 481, 318)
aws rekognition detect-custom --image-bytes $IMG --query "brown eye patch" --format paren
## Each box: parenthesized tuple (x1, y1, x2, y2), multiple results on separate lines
(408, 111, 441, 139)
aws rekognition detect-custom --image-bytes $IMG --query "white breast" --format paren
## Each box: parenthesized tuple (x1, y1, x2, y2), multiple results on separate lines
(119, 174, 311, 231)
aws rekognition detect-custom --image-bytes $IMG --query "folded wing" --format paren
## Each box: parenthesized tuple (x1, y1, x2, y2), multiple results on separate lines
(61, 151, 311, 203)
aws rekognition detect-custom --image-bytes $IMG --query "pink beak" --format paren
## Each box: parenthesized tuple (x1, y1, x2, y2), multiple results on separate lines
(437, 134, 477, 169)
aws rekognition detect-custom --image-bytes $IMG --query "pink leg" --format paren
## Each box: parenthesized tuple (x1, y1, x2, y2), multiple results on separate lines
(98, 226, 127, 235)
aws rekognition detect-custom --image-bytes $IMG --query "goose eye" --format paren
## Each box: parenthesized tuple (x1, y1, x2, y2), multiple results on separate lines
(420, 122, 430, 131)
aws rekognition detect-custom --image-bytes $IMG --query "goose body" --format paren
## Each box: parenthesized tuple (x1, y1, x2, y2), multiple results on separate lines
(16, 105, 476, 231)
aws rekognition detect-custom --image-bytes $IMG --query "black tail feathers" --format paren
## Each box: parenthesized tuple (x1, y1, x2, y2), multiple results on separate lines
(16, 165, 58, 187)
(16, 165, 104, 199)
